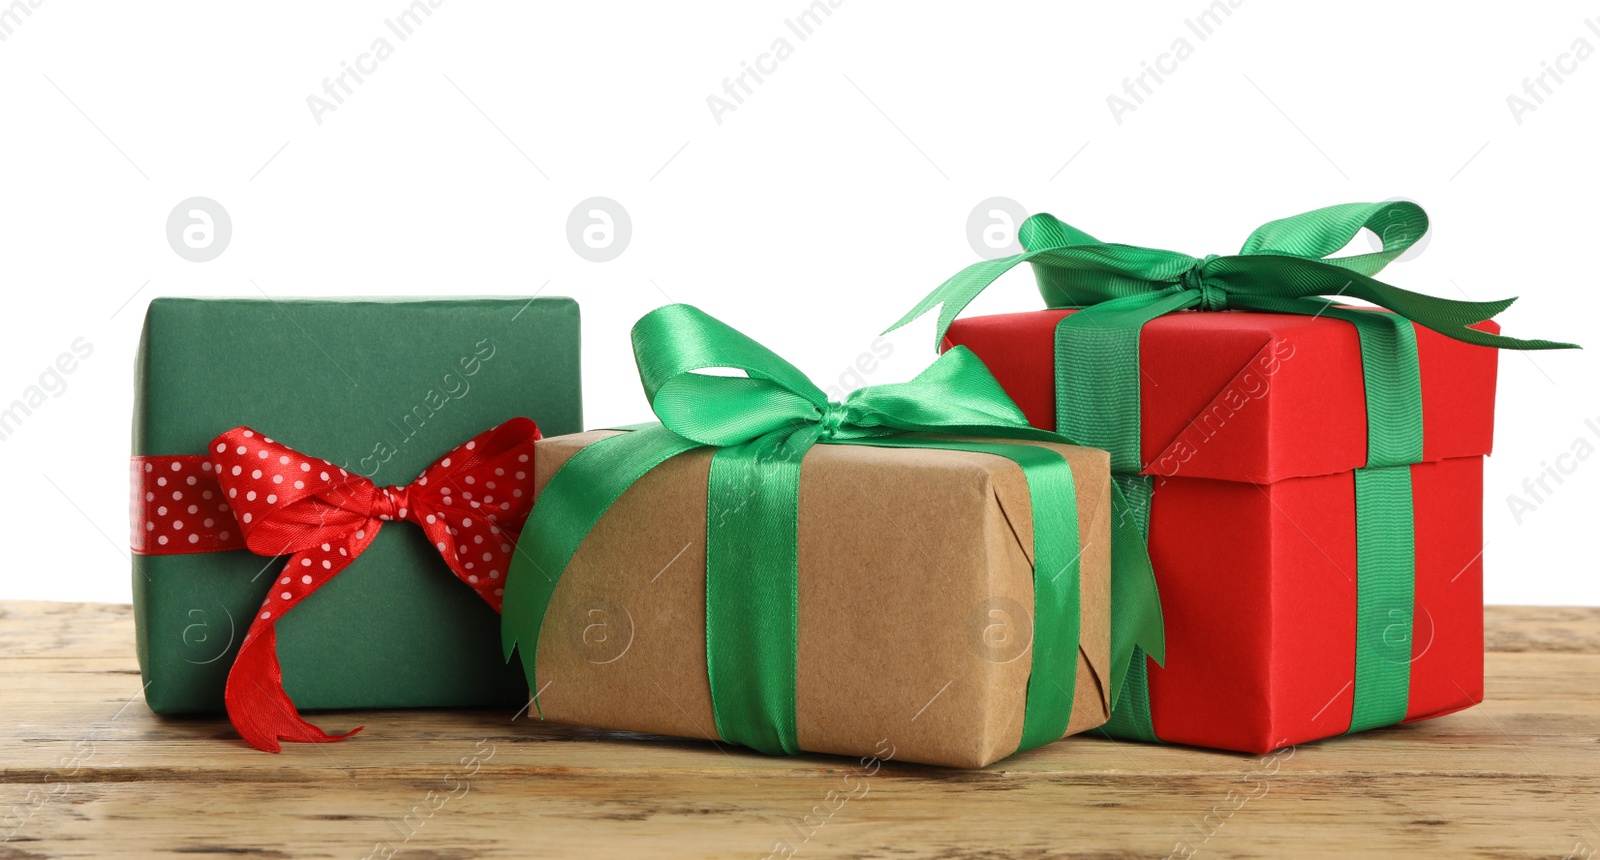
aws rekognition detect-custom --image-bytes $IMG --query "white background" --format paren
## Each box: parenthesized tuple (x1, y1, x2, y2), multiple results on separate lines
(0, 0, 1594, 605)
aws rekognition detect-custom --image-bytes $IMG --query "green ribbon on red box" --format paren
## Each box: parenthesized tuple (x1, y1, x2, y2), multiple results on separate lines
(502, 303, 1165, 756)
(888, 201, 1577, 739)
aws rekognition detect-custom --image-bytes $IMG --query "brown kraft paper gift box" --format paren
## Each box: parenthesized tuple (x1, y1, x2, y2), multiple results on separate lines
(522, 430, 1112, 768)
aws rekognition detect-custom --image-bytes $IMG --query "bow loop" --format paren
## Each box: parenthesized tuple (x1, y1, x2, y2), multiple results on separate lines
(1239, 200, 1427, 276)
(633, 303, 827, 406)
(403, 417, 543, 602)
(842, 346, 1035, 434)
(210, 428, 372, 557)
(655, 376, 823, 447)
(633, 303, 832, 446)
(636, 307, 1047, 449)
(1019, 211, 1100, 249)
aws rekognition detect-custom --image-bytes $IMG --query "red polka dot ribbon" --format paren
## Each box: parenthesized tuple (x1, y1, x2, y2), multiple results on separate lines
(131, 418, 541, 752)
(129, 457, 246, 554)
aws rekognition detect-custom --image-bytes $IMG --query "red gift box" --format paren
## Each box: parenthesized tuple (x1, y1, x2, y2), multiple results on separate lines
(944, 308, 1496, 753)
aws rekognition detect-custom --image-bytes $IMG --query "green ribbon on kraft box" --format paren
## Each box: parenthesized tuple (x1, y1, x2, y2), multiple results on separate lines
(502, 303, 1165, 757)
(888, 200, 1578, 740)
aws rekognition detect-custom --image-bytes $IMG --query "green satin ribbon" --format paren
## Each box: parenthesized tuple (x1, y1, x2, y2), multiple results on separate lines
(888, 201, 1576, 740)
(1098, 474, 1158, 741)
(502, 303, 1163, 756)
(894, 201, 1574, 354)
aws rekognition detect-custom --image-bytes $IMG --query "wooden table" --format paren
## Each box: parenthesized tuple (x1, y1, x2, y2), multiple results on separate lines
(3, 601, 1597, 859)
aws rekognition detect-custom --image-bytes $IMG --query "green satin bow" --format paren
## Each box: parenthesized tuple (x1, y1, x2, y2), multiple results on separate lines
(503, 303, 1164, 756)
(632, 300, 1049, 447)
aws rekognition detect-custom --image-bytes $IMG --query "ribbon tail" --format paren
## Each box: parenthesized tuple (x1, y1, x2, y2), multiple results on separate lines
(1224, 261, 1580, 351)
(502, 425, 702, 701)
(1106, 480, 1165, 708)
(883, 254, 1036, 347)
(224, 627, 362, 752)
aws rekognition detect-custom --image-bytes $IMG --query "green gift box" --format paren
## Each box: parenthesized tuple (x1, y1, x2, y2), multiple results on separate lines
(132, 296, 582, 716)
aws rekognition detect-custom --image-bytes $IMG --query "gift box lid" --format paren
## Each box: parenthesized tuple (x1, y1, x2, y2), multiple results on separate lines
(945, 308, 1498, 484)
(132, 296, 582, 714)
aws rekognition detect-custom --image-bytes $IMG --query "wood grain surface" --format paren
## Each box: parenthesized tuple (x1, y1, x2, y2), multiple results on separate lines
(2, 600, 1597, 859)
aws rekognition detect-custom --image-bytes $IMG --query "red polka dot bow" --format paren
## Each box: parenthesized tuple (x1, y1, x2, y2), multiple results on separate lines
(177, 419, 538, 752)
